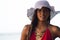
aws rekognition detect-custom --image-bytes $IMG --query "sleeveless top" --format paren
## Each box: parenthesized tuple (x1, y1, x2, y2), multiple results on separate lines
(30, 28, 53, 40)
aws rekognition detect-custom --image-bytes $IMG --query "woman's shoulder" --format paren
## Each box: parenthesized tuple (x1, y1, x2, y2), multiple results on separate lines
(49, 24, 60, 37)
(21, 24, 32, 40)
(22, 24, 32, 35)
(23, 24, 31, 30)
(48, 24, 58, 33)
(49, 24, 59, 32)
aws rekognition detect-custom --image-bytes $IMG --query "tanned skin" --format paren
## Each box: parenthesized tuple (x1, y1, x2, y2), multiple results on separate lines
(21, 7, 60, 40)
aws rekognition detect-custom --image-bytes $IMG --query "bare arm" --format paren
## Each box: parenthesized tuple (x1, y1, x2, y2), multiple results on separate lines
(52, 26, 60, 38)
(55, 27, 60, 38)
(20, 25, 30, 40)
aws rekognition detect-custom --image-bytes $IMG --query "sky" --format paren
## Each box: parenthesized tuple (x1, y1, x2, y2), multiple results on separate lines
(0, 0, 60, 34)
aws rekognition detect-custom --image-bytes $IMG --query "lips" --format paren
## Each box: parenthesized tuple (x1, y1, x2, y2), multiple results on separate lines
(40, 16, 45, 18)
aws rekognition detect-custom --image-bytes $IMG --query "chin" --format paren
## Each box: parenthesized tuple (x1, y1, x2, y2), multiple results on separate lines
(39, 19, 47, 22)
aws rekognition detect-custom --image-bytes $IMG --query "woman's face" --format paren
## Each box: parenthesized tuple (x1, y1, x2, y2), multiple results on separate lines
(37, 7, 50, 22)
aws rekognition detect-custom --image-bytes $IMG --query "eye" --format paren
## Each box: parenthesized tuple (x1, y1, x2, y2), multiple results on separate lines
(37, 9, 41, 12)
(45, 8, 51, 11)
(41, 7, 51, 12)
(45, 9, 49, 11)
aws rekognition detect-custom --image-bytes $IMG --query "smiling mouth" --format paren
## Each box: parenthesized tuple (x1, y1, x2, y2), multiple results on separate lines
(40, 16, 45, 18)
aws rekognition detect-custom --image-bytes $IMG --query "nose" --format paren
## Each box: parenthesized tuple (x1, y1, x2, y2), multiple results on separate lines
(41, 10, 45, 16)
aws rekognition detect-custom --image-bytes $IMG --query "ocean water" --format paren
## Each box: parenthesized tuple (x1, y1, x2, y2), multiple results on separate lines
(0, 33, 60, 40)
(0, 33, 20, 40)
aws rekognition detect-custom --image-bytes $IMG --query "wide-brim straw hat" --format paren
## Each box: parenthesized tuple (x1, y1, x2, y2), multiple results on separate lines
(27, 0, 55, 20)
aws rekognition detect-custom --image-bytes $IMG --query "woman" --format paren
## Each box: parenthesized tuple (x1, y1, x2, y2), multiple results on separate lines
(21, 1, 60, 40)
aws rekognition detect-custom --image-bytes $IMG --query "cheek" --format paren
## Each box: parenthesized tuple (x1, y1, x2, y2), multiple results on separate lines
(37, 13, 40, 17)
(37, 11, 41, 17)
(44, 13, 50, 20)
(46, 13, 50, 17)
(37, 13, 40, 18)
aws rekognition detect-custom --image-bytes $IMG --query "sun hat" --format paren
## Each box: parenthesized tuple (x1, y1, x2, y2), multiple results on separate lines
(27, 0, 55, 20)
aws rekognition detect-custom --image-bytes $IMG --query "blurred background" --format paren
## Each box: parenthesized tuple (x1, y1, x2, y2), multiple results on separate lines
(0, 0, 60, 40)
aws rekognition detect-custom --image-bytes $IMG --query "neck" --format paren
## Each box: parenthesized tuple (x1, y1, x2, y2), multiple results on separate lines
(37, 21, 49, 28)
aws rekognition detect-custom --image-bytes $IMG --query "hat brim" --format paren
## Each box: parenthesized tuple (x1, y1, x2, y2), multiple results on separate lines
(27, 6, 57, 21)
